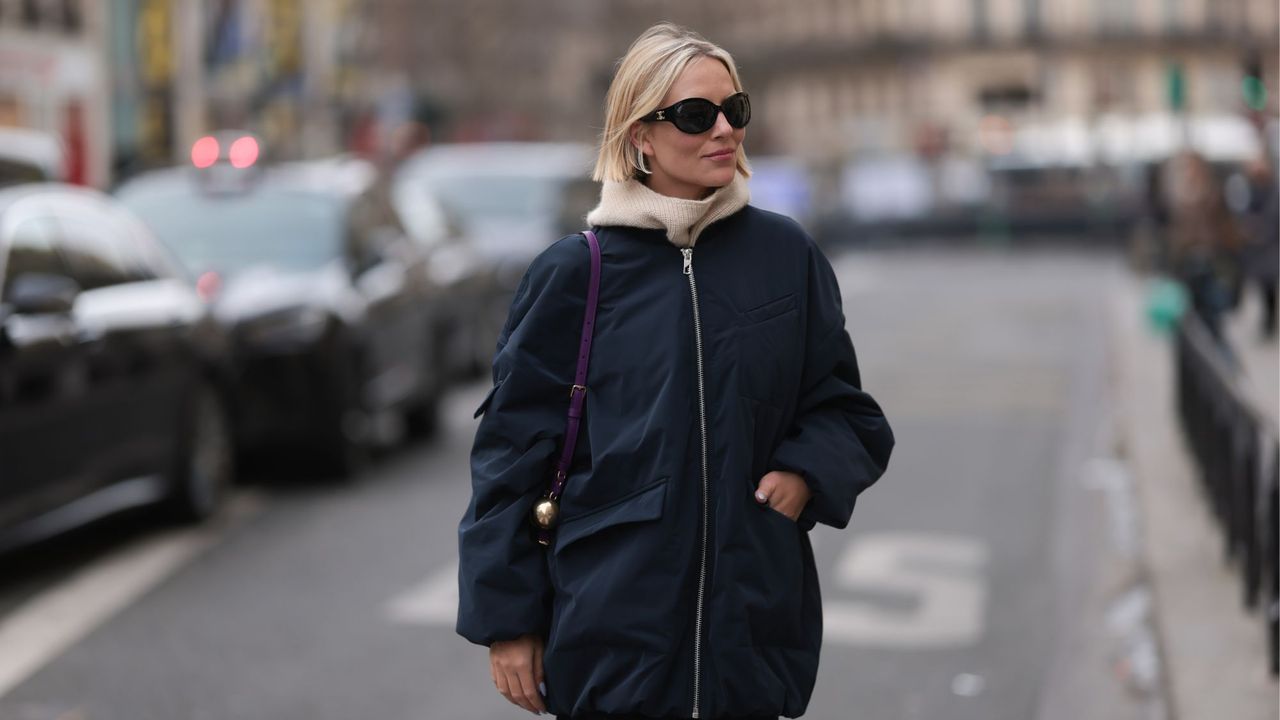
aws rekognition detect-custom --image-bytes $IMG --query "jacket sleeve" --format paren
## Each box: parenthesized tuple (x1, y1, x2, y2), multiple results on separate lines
(456, 237, 586, 646)
(768, 239, 894, 531)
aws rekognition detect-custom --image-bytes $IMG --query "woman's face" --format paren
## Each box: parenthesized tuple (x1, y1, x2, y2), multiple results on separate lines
(632, 56, 745, 200)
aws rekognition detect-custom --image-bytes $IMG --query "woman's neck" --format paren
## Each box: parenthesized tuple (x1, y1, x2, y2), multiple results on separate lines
(584, 174, 749, 249)
(642, 174, 714, 201)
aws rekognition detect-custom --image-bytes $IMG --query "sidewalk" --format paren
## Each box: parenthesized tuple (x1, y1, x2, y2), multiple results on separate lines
(1114, 272, 1278, 720)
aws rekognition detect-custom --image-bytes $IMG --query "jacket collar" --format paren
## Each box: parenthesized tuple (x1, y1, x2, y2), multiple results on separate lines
(585, 173, 750, 249)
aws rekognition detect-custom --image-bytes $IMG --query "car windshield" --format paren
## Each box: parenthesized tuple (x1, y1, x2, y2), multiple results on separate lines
(418, 174, 561, 224)
(0, 159, 50, 188)
(121, 188, 344, 275)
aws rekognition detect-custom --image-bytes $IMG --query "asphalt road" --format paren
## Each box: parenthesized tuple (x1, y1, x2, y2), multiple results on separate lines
(0, 248, 1130, 720)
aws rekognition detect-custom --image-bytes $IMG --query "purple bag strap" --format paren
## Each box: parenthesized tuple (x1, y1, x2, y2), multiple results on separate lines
(547, 230, 600, 503)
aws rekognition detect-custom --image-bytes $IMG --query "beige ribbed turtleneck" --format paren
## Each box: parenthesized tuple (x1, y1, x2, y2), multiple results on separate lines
(585, 173, 750, 249)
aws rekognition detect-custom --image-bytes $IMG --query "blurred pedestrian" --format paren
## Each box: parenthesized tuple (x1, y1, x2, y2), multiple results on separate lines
(457, 22, 894, 720)
(1136, 161, 1171, 271)
(386, 97, 443, 171)
(1236, 157, 1278, 338)
(346, 105, 380, 160)
(1167, 150, 1244, 340)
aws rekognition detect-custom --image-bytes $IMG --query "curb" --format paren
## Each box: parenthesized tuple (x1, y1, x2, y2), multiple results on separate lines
(1113, 272, 1278, 720)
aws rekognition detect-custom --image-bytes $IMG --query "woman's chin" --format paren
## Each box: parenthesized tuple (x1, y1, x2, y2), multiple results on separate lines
(701, 169, 737, 190)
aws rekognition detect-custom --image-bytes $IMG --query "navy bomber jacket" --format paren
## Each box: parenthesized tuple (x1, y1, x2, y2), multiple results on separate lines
(458, 205, 894, 719)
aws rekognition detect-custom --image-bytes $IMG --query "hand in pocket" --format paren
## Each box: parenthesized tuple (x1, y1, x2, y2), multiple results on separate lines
(754, 470, 811, 521)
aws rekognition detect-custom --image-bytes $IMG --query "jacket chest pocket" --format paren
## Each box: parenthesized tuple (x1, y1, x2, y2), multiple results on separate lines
(735, 293, 801, 404)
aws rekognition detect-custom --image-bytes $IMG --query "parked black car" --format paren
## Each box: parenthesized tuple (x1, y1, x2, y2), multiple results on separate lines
(0, 184, 235, 552)
(0, 127, 64, 189)
(390, 175, 504, 381)
(117, 153, 448, 478)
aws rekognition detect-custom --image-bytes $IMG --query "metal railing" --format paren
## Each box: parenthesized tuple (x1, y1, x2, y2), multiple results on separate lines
(1174, 311, 1279, 675)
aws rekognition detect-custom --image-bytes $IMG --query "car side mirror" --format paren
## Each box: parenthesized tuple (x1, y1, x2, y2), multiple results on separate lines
(5, 273, 80, 315)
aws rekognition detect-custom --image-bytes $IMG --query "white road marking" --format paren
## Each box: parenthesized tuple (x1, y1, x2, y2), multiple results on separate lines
(0, 492, 263, 698)
(1082, 457, 1140, 561)
(386, 561, 458, 626)
(951, 673, 986, 697)
(825, 533, 989, 648)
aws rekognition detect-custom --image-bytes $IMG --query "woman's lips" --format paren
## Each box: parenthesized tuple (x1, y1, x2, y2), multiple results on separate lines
(704, 148, 735, 160)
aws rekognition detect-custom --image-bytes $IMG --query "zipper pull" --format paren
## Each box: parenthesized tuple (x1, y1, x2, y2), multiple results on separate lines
(682, 247, 693, 275)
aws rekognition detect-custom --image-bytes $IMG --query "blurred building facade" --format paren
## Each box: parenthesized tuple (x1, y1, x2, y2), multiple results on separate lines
(368, 0, 613, 143)
(631, 0, 1279, 164)
(0, 0, 110, 186)
(371, 0, 1278, 172)
(0, 1, 1275, 187)
(0, 0, 401, 187)
(125, 0, 393, 179)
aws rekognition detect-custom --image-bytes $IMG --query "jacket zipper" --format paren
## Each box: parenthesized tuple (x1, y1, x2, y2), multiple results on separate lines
(682, 247, 709, 719)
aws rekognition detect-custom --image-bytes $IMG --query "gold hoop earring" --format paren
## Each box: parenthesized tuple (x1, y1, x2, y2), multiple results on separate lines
(636, 148, 652, 176)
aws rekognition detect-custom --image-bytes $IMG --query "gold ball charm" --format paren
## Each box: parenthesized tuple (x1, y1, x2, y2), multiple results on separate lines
(533, 498, 560, 530)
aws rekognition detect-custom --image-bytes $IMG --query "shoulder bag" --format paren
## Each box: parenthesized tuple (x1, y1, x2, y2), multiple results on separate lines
(531, 229, 601, 546)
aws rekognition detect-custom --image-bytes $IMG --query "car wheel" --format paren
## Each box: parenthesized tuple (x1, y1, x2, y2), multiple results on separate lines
(321, 353, 372, 480)
(404, 395, 440, 439)
(436, 315, 467, 383)
(166, 381, 234, 523)
(405, 326, 446, 440)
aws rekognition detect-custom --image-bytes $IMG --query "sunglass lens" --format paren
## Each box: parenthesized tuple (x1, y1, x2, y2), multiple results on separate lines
(674, 100, 717, 133)
(723, 94, 750, 128)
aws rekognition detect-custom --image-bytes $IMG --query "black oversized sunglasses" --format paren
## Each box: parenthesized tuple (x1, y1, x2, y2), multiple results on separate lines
(641, 92, 751, 134)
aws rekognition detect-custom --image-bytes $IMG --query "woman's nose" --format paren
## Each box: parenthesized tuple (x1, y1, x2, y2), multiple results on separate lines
(710, 109, 734, 138)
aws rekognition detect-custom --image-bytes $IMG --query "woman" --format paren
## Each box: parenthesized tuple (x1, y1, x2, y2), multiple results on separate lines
(458, 23, 894, 720)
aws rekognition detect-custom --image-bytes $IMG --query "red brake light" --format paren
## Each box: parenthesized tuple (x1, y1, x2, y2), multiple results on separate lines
(229, 136, 259, 169)
(191, 136, 219, 168)
(195, 270, 221, 302)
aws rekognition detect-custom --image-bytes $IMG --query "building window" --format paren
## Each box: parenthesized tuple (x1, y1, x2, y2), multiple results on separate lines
(972, 0, 988, 41)
(1023, 0, 1041, 37)
(1203, 0, 1229, 33)
(1096, 0, 1134, 34)
(6, 0, 77, 32)
(60, 0, 79, 32)
(1163, 0, 1182, 33)
(836, 0, 857, 39)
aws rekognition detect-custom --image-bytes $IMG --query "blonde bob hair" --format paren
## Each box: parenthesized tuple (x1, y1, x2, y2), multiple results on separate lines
(592, 23, 751, 183)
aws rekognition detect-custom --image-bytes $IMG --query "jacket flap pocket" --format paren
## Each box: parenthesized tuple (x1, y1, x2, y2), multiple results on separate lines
(554, 478, 667, 555)
(473, 380, 503, 419)
(742, 293, 796, 325)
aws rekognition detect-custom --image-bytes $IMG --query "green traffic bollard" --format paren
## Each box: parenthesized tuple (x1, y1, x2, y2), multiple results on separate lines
(1145, 277, 1187, 334)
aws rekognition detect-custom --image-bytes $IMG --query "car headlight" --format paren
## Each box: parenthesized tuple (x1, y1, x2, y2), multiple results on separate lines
(241, 306, 330, 347)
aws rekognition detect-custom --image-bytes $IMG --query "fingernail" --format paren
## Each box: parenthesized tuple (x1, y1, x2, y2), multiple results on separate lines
(755, 491, 767, 502)
(538, 681, 546, 695)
